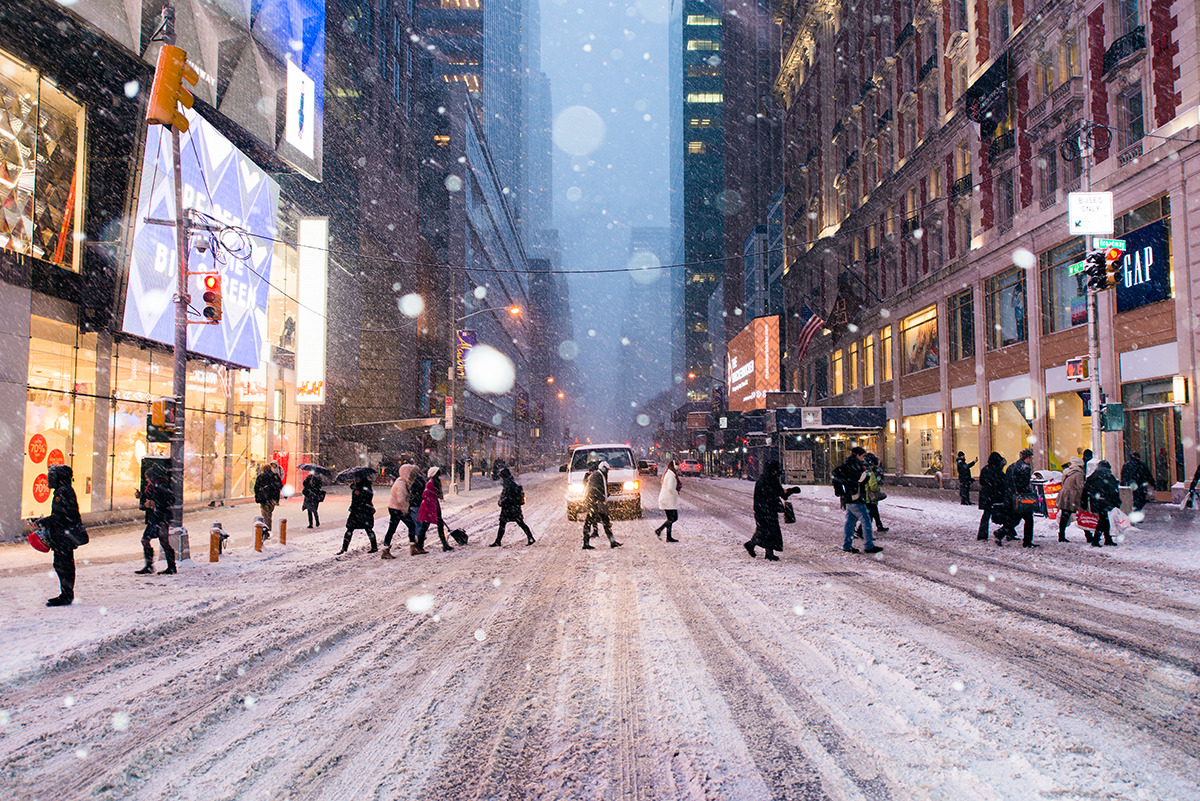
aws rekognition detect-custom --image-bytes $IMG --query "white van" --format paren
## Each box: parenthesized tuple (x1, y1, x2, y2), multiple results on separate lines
(562, 443, 642, 520)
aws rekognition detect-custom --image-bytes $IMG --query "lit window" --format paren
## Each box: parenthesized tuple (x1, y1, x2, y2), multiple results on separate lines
(434, 134, 450, 146)
(687, 141, 706, 154)
(688, 65, 721, 77)
(443, 74, 481, 92)
(688, 118, 713, 128)
(686, 40, 720, 51)
(686, 14, 721, 25)
(686, 92, 723, 103)
(440, 0, 480, 8)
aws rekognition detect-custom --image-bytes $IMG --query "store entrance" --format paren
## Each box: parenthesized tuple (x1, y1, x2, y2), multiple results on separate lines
(1125, 405, 1183, 500)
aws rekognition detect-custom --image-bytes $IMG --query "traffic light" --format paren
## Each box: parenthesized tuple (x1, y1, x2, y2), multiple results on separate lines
(1103, 246, 1123, 289)
(201, 273, 222, 322)
(146, 44, 199, 131)
(1084, 249, 1106, 290)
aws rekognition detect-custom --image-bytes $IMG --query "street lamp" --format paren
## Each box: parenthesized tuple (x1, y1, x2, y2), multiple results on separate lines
(449, 302, 522, 492)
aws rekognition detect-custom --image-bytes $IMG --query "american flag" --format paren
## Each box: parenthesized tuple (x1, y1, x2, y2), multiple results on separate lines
(795, 303, 826, 365)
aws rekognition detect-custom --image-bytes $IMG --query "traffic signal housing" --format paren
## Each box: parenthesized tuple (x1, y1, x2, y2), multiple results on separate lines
(1103, 246, 1123, 289)
(1084, 249, 1107, 290)
(146, 44, 199, 131)
(201, 273, 223, 322)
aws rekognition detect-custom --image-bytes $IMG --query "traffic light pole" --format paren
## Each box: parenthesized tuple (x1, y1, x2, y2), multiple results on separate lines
(1081, 127, 1102, 464)
(169, 113, 189, 547)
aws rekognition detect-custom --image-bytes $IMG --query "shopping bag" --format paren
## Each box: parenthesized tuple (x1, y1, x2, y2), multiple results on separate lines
(449, 528, 468, 545)
(782, 501, 796, 524)
(1076, 510, 1099, 531)
(1110, 508, 1132, 532)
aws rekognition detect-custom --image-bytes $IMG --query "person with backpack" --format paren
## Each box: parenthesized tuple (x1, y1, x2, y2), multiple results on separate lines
(854, 452, 889, 538)
(491, 467, 535, 547)
(136, 465, 176, 575)
(654, 460, 681, 542)
(743, 460, 799, 561)
(832, 447, 882, 554)
(338, 473, 378, 555)
(382, 460, 419, 558)
(1120, 452, 1154, 511)
(977, 452, 1008, 544)
(38, 464, 85, 606)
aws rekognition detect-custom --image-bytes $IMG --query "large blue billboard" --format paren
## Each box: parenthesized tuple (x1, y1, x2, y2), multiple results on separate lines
(122, 112, 279, 369)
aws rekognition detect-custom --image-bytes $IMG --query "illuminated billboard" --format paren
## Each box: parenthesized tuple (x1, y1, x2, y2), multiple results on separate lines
(295, 218, 328, 403)
(726, 315, 780, 412)
(122, 111, 279, 369)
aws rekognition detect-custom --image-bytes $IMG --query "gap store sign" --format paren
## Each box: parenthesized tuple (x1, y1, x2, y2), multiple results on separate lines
(123, 111, 279, 369)
(1115, 219, 1171, 313)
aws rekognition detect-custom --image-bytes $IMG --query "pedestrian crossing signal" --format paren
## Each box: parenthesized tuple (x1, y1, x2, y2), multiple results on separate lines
(201, 273, 222, 322)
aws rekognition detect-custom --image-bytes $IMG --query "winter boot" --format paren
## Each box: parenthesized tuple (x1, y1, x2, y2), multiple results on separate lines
(411, 542, 427, 555)
(158, 548, 177, 575)
(490, 531, 503, 547)
(665, 534, 678, 542)
(135, 543, 155, 574)
(381, 547, 394, 559)
(582, 532, 595, 550)
(526, 534, 536, 545)
(367, 532, 378, 553)
(46, 595, 72, 607)
(609, 537, 623, 549)
(654, 525, 663, 539)
(337, 532, 352, 555)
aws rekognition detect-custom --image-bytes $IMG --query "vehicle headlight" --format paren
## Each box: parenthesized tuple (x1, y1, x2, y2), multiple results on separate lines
(567, 482, 585, 498)
(622, 480, 639, 491)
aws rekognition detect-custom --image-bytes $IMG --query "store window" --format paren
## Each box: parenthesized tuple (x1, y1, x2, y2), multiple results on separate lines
(1122, 379, 1183, 492)
(23, 317, 97, 518)
(901, 305, 938, 375)
(986, 267, 1027, 348)
(864, 335, 875, 386)
(990, 399, 1034, 457)
(0, 48, 87, 271)
(952, 406, 981, 464)
(1040, 237, 1086, 333)
(881, 326, 893, 381)
(1047, 391, 1091, 470)
(947, 289, 974, 361)
(848, 342, 859, 390)
(903, 412, 943, 476)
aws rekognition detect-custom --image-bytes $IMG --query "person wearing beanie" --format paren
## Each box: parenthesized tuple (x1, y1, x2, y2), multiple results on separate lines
(1005, 447, 1037, 547)
(417, 467, 454, 551)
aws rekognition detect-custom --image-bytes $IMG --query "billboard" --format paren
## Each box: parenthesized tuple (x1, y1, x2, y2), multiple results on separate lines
(1115, 219, 1171, 313)
(727, 315, 780, 413)
(123, 111, 279, 369)
(295, 218, 328, 403)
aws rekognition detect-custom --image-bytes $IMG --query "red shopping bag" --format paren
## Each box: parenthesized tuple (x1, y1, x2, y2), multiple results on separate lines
(1076, 510, 1099, 531)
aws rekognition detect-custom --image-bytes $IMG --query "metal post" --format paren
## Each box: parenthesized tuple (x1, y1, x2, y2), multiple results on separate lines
(169, 124, 189, 550)
(1081, 126, 1102, 463)
(449, 315, 458, 495)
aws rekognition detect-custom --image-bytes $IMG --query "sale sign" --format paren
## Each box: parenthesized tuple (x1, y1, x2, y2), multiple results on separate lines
(28, 434, 47, 464)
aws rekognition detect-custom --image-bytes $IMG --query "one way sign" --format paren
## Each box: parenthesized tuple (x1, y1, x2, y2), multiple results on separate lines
(1067, 191, 1114, 235)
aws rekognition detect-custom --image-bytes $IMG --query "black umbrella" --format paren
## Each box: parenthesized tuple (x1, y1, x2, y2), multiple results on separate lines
(298, 464, 333, 478)
(335, 466, 376, 483)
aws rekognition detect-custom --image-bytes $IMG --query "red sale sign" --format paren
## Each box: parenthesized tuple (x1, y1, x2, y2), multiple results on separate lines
(32, 473, 50, 503)
(28, 434, 47, 464)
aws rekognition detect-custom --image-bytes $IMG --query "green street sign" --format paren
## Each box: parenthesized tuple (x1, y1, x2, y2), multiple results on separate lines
(1095, 238, 1126, 251)
(1068, 260, 1088, 276)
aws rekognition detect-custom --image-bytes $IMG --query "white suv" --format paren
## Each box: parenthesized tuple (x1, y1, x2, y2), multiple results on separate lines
(563, 444, 642, 520)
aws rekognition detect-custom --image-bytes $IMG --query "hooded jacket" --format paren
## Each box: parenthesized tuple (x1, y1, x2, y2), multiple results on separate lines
(254, 466, 282, 504)
(977, 452, 1008, 510)
(42, 465, 81, 544)
(1058, 457, 1085, 513)
(956, 455, 977, 483)
(1083, 462, 1121, 514)
(388, 463, 417, 512)
(658, 467, 679, 510)
(418, 476, 443, 524)
(585, 467, 609, 513)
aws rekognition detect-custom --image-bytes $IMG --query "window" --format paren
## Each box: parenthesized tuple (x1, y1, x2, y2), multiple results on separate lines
(986, 267, 1027, 348)
(1040, 146, 1058, 199)
(686, 14, 721, 25)
(0, 49, 86, 271)
(1062, 33, 1081, 78)
(881, 326, 894, 381)
(688, 65, 721, 77)
(687, 141, 706, 154)
(687, 40, 720, 51)
(947, 289, 975, 360)
(956, 141, 970, 178)
(689, 118, 713, 128)
(1040, 237, 1086, 333)
(996, 170, 1014, 228)
(864, 334, 875, 386)
(686, 92, 723, 103)
(956, 204, 972, 255)
(848, 342, 859, 390)
(952, 0, 968, 30)
(927, 226, 944, 272)
(832, 350, 844, 394)
(930, 166, 942, 199)
(1037, 61, 1055, 101)
(990, 0, 1010, 44)
(1118, 89, 1144, 151)
(1116, 0, 1139, 37)
(901, 305, 939, 374)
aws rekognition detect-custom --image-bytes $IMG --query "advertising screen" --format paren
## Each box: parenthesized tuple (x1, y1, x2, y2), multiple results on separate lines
(122, 112, 279, 369)
(727, 315, 780, 412)
(295, 218, 328, 403)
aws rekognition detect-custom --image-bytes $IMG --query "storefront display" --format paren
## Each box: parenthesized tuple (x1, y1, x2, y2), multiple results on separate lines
(903, 412, 943, 475)
(1046, 391, 1091, 470)
(990, 400, 1034, 459)
(952, 407, 981, 463)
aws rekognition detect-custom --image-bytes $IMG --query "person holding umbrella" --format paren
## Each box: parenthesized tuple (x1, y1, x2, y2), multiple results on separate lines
(301, 467, 328, 528)
(337, 469, 378, 554)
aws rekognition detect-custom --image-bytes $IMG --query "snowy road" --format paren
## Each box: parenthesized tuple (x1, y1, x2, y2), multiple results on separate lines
(2, 472, 1199, 800)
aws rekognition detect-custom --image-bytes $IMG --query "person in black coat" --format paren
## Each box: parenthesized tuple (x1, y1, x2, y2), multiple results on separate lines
(1083, 460, 1121, 547)
(254, 463, 283, 532)
(338, 474, 378, 554)
(1005, 448, 1036, 547)
(582, 462, 621, 549)
(302, 473, 324, 528)
(135, 465, 176, 575)
(1120, 452, 1154, 511)
(744, 460, 799, 561)
(491, 467, 535, 547)
(977, 452, 1008, 544)
(39, 465, 82, 606)
(956, 452, 978, 505)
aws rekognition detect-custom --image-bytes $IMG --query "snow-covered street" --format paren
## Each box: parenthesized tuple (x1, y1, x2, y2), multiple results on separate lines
(2, 472, 1199, 800)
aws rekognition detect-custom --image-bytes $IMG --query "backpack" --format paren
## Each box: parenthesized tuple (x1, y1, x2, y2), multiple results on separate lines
(408, 477, 424, 509)
(831, 462, 857, 499)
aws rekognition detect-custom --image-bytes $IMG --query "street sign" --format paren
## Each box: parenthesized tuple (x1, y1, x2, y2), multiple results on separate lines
(1067, 260, 1088, 276)
(1067, 192, 1114, 235)
(444, 396, 454, 430)
(1066, 357, 1089, 381)
(1095, 238, 1126, 251)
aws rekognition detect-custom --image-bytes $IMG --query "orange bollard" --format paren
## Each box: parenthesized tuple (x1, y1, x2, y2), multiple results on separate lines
(210, 528, 220, 562)
(255, 522, 264, 552)
(280, 518, 287, 545)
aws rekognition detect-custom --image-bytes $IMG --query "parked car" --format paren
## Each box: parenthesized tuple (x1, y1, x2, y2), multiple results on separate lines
(562, 444, 642, 520)
(637, 460, 658, 476)
(679, 459, 702, 477)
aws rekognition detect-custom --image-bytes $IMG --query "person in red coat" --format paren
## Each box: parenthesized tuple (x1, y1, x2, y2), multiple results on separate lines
(417, 467, 454, 552)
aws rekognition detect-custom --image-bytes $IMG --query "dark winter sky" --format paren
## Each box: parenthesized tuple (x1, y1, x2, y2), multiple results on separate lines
(541, 0, 671, 442)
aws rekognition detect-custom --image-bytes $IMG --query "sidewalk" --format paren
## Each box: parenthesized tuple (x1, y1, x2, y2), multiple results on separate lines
(0, 480, 504, 573)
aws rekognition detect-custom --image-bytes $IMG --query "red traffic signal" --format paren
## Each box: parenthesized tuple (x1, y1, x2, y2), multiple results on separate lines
(1103, 247, 1122, 289)
(201, 273, 223, 322)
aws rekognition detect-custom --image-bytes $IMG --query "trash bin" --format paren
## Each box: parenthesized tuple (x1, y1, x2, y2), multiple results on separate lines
(1031, 470, 1063, 518)
(1119, 485, 1134, 514)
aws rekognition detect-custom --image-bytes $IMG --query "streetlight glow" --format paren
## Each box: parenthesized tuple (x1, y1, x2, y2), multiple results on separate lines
(508, 305, 521, 316)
